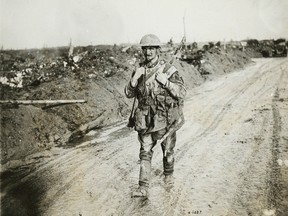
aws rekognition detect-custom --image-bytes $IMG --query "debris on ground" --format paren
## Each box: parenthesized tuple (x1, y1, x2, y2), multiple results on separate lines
(0, 43, 252, 163)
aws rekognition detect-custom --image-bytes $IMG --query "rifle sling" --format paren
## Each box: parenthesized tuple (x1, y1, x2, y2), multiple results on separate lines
(129, 62, 171, 119)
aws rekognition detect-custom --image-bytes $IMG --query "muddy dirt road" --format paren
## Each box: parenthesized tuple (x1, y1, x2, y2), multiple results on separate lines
(1, 58, 288, 216)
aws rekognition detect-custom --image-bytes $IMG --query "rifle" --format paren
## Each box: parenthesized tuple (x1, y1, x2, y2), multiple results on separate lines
(169, 36, 186, 64)
(158, 37, 186, 151)
(158, 113, 185, 157)
(127, 97, 137, 128)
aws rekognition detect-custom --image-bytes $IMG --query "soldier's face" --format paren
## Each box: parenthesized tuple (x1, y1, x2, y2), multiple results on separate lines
(142, 46, 158, 62)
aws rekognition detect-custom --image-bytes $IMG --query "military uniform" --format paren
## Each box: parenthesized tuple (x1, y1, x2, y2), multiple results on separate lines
(125, 56, 186, 190)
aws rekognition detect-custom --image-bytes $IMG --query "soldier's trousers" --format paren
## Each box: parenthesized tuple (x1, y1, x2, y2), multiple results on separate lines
(137, 128, 176, 187)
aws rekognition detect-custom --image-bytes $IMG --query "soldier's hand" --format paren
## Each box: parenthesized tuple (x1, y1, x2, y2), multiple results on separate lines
(155, 71, 168, 85)
(131, 67, 145, 87)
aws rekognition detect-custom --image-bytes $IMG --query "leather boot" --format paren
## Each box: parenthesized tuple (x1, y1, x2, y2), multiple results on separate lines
(164, 174, 174, 186)
(131, 186, 148, 198)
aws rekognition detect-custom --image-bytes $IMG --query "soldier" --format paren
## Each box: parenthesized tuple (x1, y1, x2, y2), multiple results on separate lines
(125, 34, 186, 198)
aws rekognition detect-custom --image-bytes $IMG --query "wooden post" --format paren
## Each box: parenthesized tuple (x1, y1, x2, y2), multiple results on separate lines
(0, 100, 86, 105)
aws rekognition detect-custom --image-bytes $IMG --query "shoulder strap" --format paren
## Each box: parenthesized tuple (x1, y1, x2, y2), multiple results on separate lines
(144, 65, 159, 82)
(163, 63, 178, 78)
(141, 60, 178, 83)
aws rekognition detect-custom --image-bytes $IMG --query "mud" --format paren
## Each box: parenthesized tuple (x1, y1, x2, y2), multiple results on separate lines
(0, 46, 251, 164)
(1, 57, 288, 215)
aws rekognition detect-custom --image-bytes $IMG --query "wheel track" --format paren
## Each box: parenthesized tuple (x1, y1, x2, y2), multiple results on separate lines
(117, 59, 286, 215)
(183, 60, 281, 139)
(41, 134, 138, 212)
(152, 59, 287, 214)
(175, 60, 277, 163)
(3, 59, 288, 215)
(2, 127, 137, 214)
(116, 60, 277, 215)
(44, 58, 288, 215)
(225, 103, 272, 215)
(267, 67, 286, 213)
(45, 59, 288, 214)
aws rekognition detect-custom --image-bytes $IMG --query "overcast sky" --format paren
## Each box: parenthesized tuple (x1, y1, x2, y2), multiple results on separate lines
(1, 0, 288, 49)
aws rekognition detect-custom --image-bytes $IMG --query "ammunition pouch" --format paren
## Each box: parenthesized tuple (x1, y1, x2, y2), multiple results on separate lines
(127, 116, 136, 128)
(134, 107, 151, 132)
(152, 111, 167, 132)
(133, 93, 183, 133)
(138, 97, 154, 107)
(155, 94, 182, 125)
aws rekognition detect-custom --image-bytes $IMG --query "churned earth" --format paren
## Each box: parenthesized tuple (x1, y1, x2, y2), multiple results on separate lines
(0, 46, 251, 164)
(1, 57, 288, 216)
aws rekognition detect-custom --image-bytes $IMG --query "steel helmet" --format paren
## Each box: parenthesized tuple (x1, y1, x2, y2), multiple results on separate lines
(139, 34, 161, 47)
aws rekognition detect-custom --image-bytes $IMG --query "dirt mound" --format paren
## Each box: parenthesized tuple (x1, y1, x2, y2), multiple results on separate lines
(244, 47, 263, 58)
(0, 45, 251, 164)
(1, 105, 68, 161)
